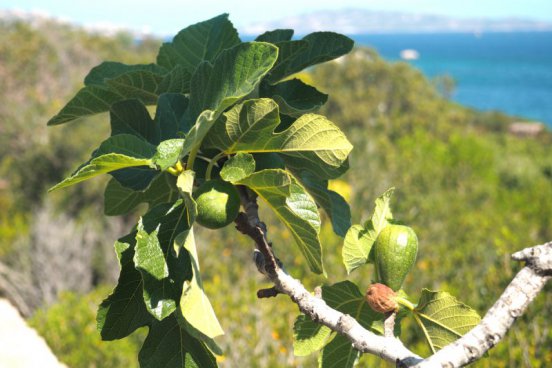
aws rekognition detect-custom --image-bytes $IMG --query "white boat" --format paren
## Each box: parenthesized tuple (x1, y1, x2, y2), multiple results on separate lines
(400, 49, 419, 60)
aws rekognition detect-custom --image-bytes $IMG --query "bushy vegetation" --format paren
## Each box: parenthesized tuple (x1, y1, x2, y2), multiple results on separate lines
(29, 287, 146, 368)
(1, 19, 551, 367)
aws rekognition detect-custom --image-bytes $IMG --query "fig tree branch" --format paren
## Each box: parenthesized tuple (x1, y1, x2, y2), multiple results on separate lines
(235, 189, 551, 367)
(234, 188, 423, 365)
(409, 241, 552, 367)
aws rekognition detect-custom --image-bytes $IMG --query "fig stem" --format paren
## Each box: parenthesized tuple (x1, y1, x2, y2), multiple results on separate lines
(186, 146, 199, 172)
(396, 296, 416, 311)
(205, 152, 225, 180)
(167, 167, 179, 176)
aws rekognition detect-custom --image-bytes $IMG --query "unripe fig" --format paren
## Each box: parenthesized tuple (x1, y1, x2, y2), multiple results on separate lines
(194, 180, 240, 229)
(365, 283, 398, 313)
(374, 224, 418, 291)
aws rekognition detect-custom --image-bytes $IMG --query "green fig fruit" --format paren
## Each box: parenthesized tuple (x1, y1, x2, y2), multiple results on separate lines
(374, 224, 418, 291)
(194, 180, 240, 229)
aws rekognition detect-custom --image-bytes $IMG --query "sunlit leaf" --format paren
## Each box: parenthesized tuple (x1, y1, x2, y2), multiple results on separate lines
(219, 152, 256, 182)
(134, 220, 176, 320)
(295, 172, 351, 237)
(49, 154, 152, 191)
(178, 228, 224, 339)
(204, 98, 352, 179)
(342, 224, 377, 274)
(185, 42, 278, 126)
(221, 164, 324, 274)
(152, 139, 185, 171)
(370, 187, 395, 234)
(412, 290, 481, 354)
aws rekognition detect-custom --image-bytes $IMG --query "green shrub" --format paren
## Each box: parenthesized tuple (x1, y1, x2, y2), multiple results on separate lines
(29, 287, 145, 368)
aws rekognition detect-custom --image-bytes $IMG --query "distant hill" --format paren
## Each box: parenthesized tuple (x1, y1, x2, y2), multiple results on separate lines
(243, 9, 552, 35)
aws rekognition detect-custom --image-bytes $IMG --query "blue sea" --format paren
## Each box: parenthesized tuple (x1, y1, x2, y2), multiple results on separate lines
(352, 32, 552, 127)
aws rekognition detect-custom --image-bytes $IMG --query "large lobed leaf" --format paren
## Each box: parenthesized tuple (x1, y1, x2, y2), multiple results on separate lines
(47, 62, 186, 125)
(204, 98, 353, 180)
(412, 290, 481, 354)
(294, 171, 351, 238)
(107, 96, 189, 190)
(256, 31, 352, 119)
(110, 94, 189, 144)
(139, 314, 217, 368)
(221, 154, 324, 274)
(185, 42, 279, 127)
(49, 154, 153, 191)
(261, 78, 328, 117)
(157, 14, 240, 72)
(97, 234, 153, 341)
(177, 42, 279, 163)
(49, 134, 157, 191)
(265, 32, 354, 84)
(100, 234, 218, 367)
(104, 173, 178, 216)
(134, 220, 177, 321)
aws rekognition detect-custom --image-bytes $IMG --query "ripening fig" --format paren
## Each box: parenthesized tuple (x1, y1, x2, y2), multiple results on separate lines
(374, 224, 418, 291)
(194, 180, 240, 229)
(365, 283, 398, 313)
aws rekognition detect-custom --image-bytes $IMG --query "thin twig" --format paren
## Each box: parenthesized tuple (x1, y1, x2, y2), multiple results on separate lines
(257, 287, 280, 298)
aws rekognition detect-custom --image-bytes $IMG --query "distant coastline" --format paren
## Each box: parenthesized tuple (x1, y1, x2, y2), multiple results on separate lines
(242, 9, 552, 36)
(352, 32, 552, 128)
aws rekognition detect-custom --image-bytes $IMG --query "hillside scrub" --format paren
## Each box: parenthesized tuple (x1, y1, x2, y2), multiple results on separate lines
(0, 18, 550, 367)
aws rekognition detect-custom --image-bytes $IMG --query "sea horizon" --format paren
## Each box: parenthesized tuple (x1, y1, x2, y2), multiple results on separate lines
(240, 31, 552, 128)
(351, 31, 552, 128)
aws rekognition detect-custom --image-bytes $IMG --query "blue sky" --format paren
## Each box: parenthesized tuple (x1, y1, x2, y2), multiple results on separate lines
(2, 0, 552, 35)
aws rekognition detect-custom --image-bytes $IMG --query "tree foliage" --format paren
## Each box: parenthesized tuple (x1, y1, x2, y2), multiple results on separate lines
(0, 12, 548, 368)
(42, 13, 503, 367)
(47, 14, 361, 366)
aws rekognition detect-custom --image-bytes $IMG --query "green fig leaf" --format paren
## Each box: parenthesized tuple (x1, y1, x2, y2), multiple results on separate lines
(138, 314, 217, 368)
(204, 98, 352, 180)
(104, 173, 178, 216)
(178, 228, 224, 339)
(412, 290, 481, 354)
(293, 315, 332, 356)
(97, 234, 153, 340)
